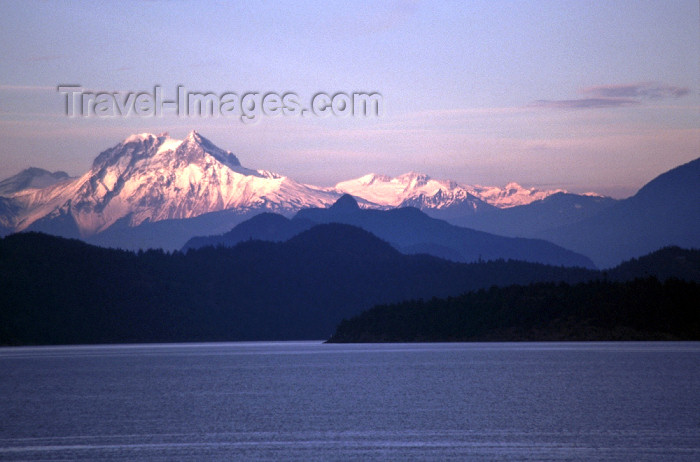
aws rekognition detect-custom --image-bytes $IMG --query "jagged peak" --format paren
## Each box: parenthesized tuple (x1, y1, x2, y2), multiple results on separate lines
(504, 182, 525, 190)
(123, 133, 157, 144)
(396, 171, 431, 184)
(256, 169, 283, 179)
(17, 167, 56, 177)
(361, 173, 392, 184)
(91, 131, 242, 171)
(179, 131, 241, 167)
(18, 167, 51, 175)
(0, 167, 72, 196)
(156, 136, 183, 155)
(397, 171, 428, 178)
(119, 130, 213, 149)
(183, 130, 216, 149)
(185, 130, 201, 142)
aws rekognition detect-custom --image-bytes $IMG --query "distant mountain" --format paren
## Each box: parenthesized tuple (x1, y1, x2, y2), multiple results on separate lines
(85, 208, 269, 251)
(444, 192, 618, 236)
(335, 172, 495, 214)
(186, 194, 596, 268)
(468, 182, 570, 208)
(0, 229, 597, 345)
(537, 157, 700, 268)
(334, 172, 578, 213)
(2, 131, 693, 263)
(8, 132, 565, 250)
(0, 131, 603, 251)
(2, 131, 340, 245)
(295, 195, 596, 268)
(182, 212, 315, 251)
(2, 155, 585, 251)
(0, 168, 71, 196)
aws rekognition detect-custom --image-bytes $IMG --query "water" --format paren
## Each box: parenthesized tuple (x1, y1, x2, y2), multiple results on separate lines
(0, 342, 698, 461)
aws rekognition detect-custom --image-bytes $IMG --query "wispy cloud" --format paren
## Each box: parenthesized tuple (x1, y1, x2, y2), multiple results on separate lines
(581, 82, 690, 99)
(531, 98, 640, 109)
(532, 82, 691, 109)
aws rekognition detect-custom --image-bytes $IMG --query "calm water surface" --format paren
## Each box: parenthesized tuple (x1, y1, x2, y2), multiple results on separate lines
(1, 342, 698, 461)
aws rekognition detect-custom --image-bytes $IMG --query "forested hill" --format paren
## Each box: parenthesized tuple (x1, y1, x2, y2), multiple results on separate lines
(1, 229, 697, 346)
(327, 278, 700, 343)
(1, 228, 596, 345)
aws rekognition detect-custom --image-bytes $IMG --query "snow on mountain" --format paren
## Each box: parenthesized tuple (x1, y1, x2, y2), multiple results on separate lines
(469, 182, 567, 208)
(0, 168, 72, 196)
(335, 173, 572, 210)
(335, 172, 491, 212)
(6, 131, 340, 236)
(0, 131, 606, 241)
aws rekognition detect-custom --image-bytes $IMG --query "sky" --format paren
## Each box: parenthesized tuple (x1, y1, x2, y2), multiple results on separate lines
(0, 0, 698, 198)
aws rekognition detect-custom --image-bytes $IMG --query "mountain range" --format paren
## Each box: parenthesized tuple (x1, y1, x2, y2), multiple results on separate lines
(4, 228, 697, 345)
(0, 131, 697, 267)
(536, 158, 700, 268)
(184, 194, 595, 268)
(444, 158, 700, 267)
(0, 131, 594, 241)
(1, 132, 338, 238)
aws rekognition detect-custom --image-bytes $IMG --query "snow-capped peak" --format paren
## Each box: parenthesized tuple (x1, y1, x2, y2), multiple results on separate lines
(0, 168, 72, 196)
(94, 131, 241, 171)
(0, 131, 604, 240)
(469, 182, 567, 208)
(156, 138, 182, 154)
(505, 182, 523, 191)
(337, 172, 573, 210)
(396, 172, 430, 186)
(6, 131, 340, 235)
(179, 130, 241, 167)
(124, 133, 156, 144)
(354, 173, 392, 186)
(335, 172, 488, 211)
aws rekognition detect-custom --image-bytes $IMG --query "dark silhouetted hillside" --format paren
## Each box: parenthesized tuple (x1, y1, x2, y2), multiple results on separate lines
(182, 213, 314, 251)
(327, 278, 700, 342)
(0, 228, 597, 345)
(3, 231, 697, 346)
